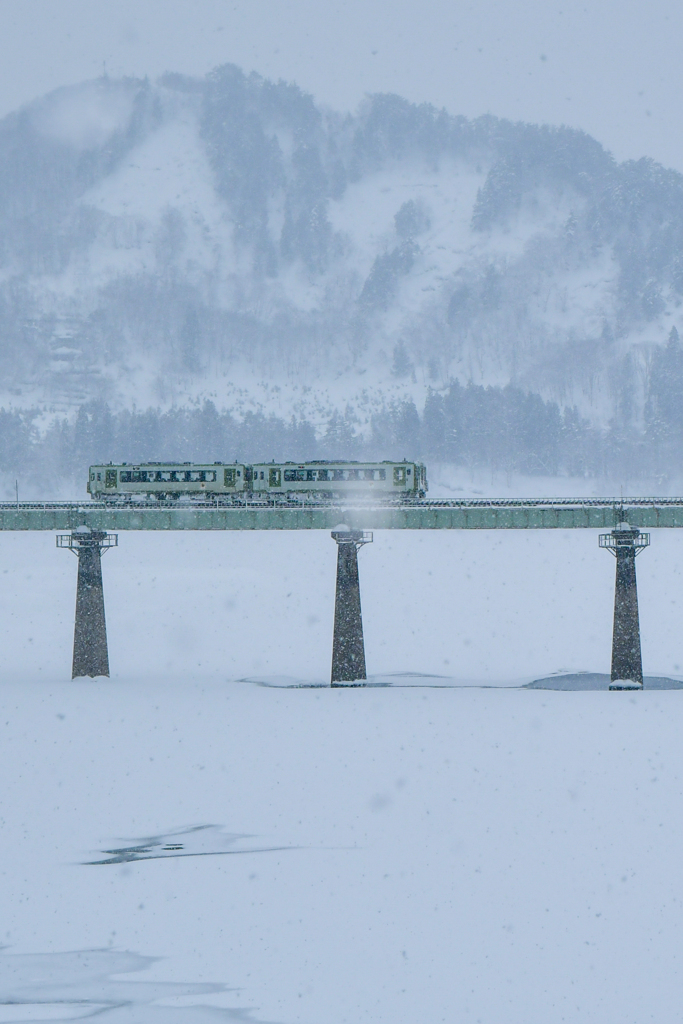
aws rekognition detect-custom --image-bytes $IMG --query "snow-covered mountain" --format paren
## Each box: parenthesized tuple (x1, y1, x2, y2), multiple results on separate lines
(3, 63, 683, 442)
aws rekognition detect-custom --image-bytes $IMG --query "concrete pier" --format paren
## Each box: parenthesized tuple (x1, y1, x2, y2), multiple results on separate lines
(330, 527, 372, 686)
(599, 523, 650, 690)
(57, 528, 118, 679)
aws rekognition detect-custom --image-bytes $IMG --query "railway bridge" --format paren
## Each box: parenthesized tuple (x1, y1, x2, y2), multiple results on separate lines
(2, 496, 680, 689)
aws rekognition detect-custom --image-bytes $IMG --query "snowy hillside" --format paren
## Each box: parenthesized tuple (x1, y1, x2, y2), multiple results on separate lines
(0, 66, 682, 429)
(3, 65, 683, 486)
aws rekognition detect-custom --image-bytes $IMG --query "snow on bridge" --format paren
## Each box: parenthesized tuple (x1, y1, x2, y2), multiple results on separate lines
(1, 497, 683, 530)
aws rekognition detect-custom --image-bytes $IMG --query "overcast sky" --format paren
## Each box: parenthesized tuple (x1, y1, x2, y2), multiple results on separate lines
(0, 0, 682, 169)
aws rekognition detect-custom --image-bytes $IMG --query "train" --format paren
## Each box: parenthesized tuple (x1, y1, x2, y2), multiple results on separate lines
(87, 460, 428, 502)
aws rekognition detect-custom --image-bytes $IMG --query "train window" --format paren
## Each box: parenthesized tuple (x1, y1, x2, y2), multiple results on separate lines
(120, 468, 223, 485)
(317, 469, 329, 481)
(393, 467, 406, 485)
(333, 469, 344, 481)
(284, 469, 306, 482)
(260, 471, 264, 480)
(224, 468, 236, 486)
(269, 468, 281, 487)
(347, 469, 359, 480)
(378, 469, 386, 480)
(105, 470, 117, 488)
(407, 468, 412, 474)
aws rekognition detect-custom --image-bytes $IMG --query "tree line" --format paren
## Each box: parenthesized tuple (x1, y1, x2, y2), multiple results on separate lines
(0, 373, 679, 496)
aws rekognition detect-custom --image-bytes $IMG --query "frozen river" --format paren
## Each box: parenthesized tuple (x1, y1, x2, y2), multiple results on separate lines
(1, 482, 683, 1021)
(3, 674, 683, 1022)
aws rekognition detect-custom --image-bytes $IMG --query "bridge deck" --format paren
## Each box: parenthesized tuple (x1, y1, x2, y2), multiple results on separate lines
(0, 498, 681, 530)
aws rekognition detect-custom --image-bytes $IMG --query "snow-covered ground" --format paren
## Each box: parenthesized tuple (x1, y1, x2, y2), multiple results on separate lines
(2, 475, 683, 1021)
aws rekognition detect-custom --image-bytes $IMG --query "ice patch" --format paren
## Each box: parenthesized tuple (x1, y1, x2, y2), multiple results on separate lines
(84, 825, 294, 865)
(0, 948, 260, 1022)
(526, 672, 683, 690)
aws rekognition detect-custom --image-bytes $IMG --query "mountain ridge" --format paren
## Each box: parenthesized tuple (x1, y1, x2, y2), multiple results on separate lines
(1, 63, 683, 478)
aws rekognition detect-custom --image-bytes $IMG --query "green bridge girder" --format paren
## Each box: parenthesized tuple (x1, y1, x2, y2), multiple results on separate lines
(0, 499, 683, 530)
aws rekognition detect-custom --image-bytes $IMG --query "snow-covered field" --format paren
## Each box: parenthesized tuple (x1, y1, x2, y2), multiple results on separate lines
(2, 481, 683, 1021)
